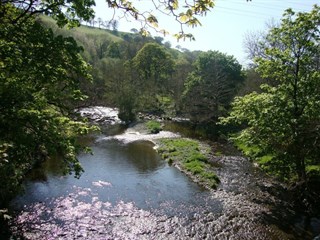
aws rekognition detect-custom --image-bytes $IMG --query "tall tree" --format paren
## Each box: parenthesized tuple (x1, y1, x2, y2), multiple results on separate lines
(243, 19, 279, 67)
(132, 43, 175, 112)
(220, 6, 320, 183)
(97, 17, 103, 29)
(171, 57, 193, 108)
(183, 51, 244, 123)
(0, 4, 95, 204)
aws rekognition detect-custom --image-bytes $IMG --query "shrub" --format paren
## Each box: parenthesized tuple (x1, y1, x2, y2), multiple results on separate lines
(146, 120, 162, 134)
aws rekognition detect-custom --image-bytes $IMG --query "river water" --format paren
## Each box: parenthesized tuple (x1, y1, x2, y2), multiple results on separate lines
(7, 108, 320, 239)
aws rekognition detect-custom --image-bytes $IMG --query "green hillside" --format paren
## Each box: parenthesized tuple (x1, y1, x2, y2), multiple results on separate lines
(38, 15, 197, 116)
(39, 15, 124, 41)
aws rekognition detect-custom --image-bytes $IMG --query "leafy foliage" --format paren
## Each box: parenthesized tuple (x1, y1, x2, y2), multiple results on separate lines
(221, 6, 320, 182)
(183, 51, 244, 123)
(132, 43, 176, 113)
(2, 0, 218, 39)
(0, 5, 96, 204)
(2, 0, 95, 28)
(133, 43, 175, 89)
(146, 120, 162, 134)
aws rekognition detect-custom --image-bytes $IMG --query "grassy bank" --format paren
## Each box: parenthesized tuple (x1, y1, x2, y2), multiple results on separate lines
(157, 138, 220, 189)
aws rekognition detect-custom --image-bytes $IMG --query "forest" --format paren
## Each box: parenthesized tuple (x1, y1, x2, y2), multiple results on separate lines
(0, 1, 319, 236)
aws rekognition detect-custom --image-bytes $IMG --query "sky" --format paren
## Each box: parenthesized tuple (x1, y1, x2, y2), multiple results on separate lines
(93, 0, 318, 65)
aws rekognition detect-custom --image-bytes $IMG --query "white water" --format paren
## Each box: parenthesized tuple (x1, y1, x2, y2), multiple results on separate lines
(78, 106, 121, 124)
(77, 107, 181, 144)
(100, 129, 180, 144)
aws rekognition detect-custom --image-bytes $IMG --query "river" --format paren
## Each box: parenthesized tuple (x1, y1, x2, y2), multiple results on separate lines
(7, 107, 320, 239)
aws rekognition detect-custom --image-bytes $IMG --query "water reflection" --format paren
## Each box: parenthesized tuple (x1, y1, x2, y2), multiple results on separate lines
(11, 134, 210, 216)
(9, 121, 320, 239)
(101, 140, 164, 174)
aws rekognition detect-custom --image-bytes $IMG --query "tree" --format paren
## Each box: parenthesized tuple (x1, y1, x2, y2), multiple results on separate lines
(164, 41, 172, 48)
(106, 42, 121, 58)
(0, 4, 96, 204)
(1, 0, 95, 27)
(220, 6, 320, 183)
(171, 57, 193, 109)
(1, 0, 218, 39)
(183, 51, 244, 123)
(130, 28, 139, 34)
(97, 17, 103, 29)
(101, 58, 137, 122)
(243, 19, 279, 67)
(132, 43, 175, 112)
(99, 41, 110, 59)
(154, 36, 164, 44)
(111, 19, 119, 32)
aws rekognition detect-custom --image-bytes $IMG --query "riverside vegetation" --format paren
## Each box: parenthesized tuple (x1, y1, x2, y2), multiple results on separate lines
(157, 138, 220, 189)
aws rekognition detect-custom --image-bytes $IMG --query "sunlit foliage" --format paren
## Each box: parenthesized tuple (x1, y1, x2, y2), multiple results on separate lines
(0, 5, 96, 204)
(221, 6, 320, 182)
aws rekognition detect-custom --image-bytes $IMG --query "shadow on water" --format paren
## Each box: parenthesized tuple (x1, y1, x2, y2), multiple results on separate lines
(163, 120, 204, 139)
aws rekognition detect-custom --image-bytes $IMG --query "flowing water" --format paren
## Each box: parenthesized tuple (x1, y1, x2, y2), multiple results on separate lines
(7, 108, 320, 239)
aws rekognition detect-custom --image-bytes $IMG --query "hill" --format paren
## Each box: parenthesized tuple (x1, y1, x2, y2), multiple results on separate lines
(38, 15, 198, 114)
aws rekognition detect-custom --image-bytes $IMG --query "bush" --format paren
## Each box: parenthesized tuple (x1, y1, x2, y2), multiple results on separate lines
(146, 120, 162, 134)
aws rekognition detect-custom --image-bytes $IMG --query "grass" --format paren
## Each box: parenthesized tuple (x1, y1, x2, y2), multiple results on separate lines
(157, 138, 219, 189)
(146, 120, 162, 134)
